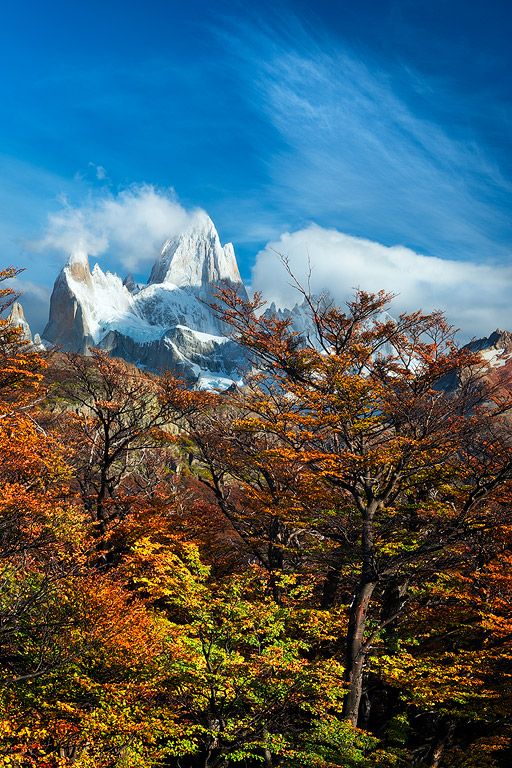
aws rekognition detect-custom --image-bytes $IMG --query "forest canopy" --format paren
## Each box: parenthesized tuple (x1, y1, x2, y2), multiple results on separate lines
(0, 267, 511, 768)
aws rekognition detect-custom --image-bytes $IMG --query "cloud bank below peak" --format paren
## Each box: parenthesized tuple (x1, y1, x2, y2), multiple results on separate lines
(251, 225, 512, 339)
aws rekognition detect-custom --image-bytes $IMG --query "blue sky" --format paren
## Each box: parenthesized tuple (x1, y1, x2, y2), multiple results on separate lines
(1, 0, 511, 333)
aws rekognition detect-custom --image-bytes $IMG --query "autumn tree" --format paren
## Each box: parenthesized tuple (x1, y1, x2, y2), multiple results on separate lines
(157, 380, 322, 602)
(124, 524, 385, 768)
(46, 350, 179, 538)
(172, 284, 512, 752)
(3, 262, 511, 767)
(0, 267, 71, 664)
(0, 268, 83, 759)
(0, 273, 171, 766)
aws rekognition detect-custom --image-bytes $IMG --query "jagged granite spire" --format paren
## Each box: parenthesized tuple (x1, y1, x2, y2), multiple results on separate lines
(43, 250, 133, 353)
(40, 213, 248, 388)
(148, 212, 245, 293)
(8, 301, 33, 342)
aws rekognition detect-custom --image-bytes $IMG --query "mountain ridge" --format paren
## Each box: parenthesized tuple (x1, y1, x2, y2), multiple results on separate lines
(12, 212, 512, 389)
(41, 214, 248, 387)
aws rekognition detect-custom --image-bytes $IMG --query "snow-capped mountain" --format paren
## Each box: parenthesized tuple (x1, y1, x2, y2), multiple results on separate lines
(148, 214, 242, 289)
(464, 329, 512, 390)
(42, 213, 248, 387)
(465, 329, 512, 366)
(36, 209, 512, 391)
(263, 300, 315, 338)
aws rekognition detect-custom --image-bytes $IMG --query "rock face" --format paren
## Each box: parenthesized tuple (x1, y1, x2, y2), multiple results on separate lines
(465, 329, 512, 361)
(263, 300, 314, 338)
(8, 301, 43, 348)
(434, 329, 512, 394)
(8, 301, 33, 342)
(43, 213, 248, 387)
(149, 213, 242, 289)
(465, 329, 512, 389)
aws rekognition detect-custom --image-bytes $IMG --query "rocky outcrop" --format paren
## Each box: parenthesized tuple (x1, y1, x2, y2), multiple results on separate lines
(149, 212, 243, 290)
(8, 301, 32, 341)
(8, 301, 43, 348)
(435, 329, 512, 394)
(465, 329, 512, 357)
(43, 256, 95, 353)
(99, 325, 243, 381)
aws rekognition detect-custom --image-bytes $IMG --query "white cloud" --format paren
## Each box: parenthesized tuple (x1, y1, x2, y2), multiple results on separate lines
(252, 225, 512, 339)
(35, 184, 201, 273)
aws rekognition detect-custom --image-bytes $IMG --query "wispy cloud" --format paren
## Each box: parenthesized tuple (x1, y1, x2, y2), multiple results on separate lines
(92, 164, 107, 181)
(252, 225, 512, 340)
(226, 17, 512, 263)
(34, 184, 202, 274)
(0, 155, 84, 331)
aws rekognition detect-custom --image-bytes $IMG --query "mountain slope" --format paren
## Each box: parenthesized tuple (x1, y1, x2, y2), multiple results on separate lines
(43, 214, 248, 386)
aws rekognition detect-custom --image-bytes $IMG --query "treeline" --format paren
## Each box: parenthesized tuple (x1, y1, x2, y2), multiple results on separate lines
(0, 266, 511, 767)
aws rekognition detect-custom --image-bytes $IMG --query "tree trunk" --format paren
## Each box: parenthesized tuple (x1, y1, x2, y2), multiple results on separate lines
(262, 726, 273, 767)
(429, 720, 455, 768)
(342, 578, 377, 724)
(342, 507, 378, 725)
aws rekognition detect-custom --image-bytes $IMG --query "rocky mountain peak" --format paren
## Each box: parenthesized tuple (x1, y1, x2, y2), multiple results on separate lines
(67, 248, 92, 283)
(465, 328, 512, 359)
(484, 329, 512, 352)
(8, 300, 32, 341)
(8, 300, 43, 348)
(41, 212, 248, 388)
(123, 274, 138, 294)
(9, 300, 27, 324)
(148, 212, 243, 291)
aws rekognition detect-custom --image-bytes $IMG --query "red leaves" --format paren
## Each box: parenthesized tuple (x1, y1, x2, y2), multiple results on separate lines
(1, 269, 512, 766)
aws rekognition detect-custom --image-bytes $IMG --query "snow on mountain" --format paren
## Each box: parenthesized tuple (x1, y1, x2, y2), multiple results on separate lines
(465, 329, 512, 380)
(263, 299, 319, 342)
(42, 208, 512, 392)
(466, 329, 512, 358)
(42, 215, 248, 388)
(148, 212, 242, 289)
